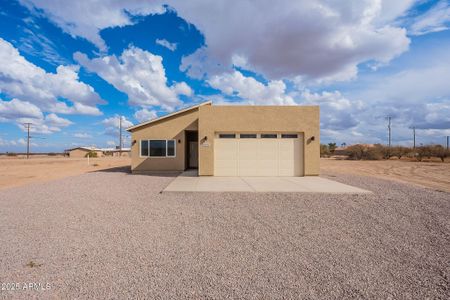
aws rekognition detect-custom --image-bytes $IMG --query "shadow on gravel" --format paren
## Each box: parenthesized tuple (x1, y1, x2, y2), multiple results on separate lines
(92, 166, 132, 174)
(92, 166, 180, 177)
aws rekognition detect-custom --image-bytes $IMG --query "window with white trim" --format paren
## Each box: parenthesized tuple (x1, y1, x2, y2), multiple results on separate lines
(140, 139, 176, 157)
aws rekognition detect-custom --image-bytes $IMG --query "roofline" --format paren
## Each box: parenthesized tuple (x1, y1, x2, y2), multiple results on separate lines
(126, 101, 212, 132)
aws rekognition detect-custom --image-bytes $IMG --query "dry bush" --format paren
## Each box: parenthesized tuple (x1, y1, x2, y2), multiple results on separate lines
(320, 144, 331, 157)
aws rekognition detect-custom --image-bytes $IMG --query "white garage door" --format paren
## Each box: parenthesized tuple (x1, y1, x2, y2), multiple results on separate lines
(214, 133, 304, 176)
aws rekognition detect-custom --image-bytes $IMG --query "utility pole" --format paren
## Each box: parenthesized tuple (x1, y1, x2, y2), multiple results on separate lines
(119, 115, 122, 156)
(386, 116, 392, 157)
(24, 123, 32, 159)
(447, 136, 449, 151)
(412, 126, 416, 149)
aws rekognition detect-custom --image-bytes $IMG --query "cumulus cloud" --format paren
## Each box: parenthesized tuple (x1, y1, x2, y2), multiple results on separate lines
(410, 1, 450, 35)
(155, 38, 177, 51)
(0, 38, 104, 116)
(73, 133, 92, 139)
(0, 98, 43, 121)
(208, 71, 296, 105)
(0, 98, 73, 134)
(175, 0, 411, 81)
(20, 0, 164, 51)
(74, 47, 191, 112)
(21, 1, 413, 83)
(134, 108, 157, 123)
(301, 90, 363, 130)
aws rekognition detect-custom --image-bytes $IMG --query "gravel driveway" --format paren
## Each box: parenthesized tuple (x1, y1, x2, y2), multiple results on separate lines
(0, 168, 449, 299)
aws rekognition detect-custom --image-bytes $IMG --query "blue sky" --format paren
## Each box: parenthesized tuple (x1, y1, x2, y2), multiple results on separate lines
(0, 0, 449, 152)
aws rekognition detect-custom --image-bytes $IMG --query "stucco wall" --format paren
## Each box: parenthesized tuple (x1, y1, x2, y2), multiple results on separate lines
(129, 109, 199, 172)
(198, 105, 320, 176)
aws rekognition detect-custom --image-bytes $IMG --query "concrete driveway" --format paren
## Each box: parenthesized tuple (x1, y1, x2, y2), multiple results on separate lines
(164, 170, 370, 193)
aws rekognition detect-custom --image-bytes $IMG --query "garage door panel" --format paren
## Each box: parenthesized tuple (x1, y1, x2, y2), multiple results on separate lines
(214, 139, 238, 176)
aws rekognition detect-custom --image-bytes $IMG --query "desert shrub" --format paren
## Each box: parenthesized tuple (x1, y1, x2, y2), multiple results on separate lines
(47, 152, 57, 156)
(430, 145, 450, 162)
(416, 146, 433, 161)
(346, 144, 365, 160)
(364, 145, 385, 160)
(6, 152, 17, 156)
(390, 146, 410, 159)
(320, 144, 330, 157)
(85, 151, 98, 158)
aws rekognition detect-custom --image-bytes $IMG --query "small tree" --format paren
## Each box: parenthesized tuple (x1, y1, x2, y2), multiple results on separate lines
(85, 151, 98, 158)
(328, 142, 337, 154)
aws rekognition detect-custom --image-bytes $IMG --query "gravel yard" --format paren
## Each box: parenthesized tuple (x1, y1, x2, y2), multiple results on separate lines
(0, 168, 449, 299)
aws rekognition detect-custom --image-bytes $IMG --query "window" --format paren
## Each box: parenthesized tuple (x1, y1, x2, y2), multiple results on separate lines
(261, 134, 277, 138)
(240, 133, 257, 138)
(167, 140, 175, 157)
(281, 134, 298, 138)
(140, 140, 176, 157)
(150, 140, 166, 157)
(141, 140, 149, 156)
(219, 134, 236, 138)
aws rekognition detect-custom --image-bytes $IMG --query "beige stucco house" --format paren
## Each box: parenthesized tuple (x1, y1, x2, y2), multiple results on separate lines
(66, 147, 104, 158)
(127, 101, 320, 176)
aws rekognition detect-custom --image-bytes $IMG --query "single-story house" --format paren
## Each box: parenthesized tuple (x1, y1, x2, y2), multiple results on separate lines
(65, 147, 104, 158)
(65, 147, 131, 158)
(126, 101, 320, 176)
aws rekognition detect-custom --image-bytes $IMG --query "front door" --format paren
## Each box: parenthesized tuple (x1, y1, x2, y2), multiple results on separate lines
(189, 142, 198, 168)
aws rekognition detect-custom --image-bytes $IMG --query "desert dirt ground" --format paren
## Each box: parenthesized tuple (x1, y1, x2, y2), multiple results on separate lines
(321, 158, 450, 193)
(0, 156, 130, 190)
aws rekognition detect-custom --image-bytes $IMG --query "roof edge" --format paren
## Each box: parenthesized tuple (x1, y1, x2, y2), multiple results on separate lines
(126, 101, 212, 132)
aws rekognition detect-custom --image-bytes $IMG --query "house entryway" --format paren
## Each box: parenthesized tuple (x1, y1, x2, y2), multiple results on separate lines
(185, 131, 198, 169)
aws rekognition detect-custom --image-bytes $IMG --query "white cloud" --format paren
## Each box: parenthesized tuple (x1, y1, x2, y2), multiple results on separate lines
(155, 38, 177, 51)
(21, 1, 413, 83)
(134, 108, 157, 123)
(45, 113, 73, 127)
(20, 0, 164, 51)
(301, 90, 364, 130)
(0, 98, 73, 134)
(208, 71, 296, 105)
(73, 133, 92, 139)
(410, 1, 450, 35)
(0, 98, 43, 121)
(102, 115, 133, 128)
(74, 47, 191, 112)
(0, 38, 104, 116)
(106, 140, 116, 146)
(102, 115, 134, 139)
(175, 0, 411, 81)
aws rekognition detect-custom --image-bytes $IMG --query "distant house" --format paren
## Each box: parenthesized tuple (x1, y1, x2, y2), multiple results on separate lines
(65, 147, 131, 158)
(65, 147, 104, 158)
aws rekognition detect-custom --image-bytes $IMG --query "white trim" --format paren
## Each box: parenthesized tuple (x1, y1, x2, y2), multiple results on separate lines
(127, 101, 212, 131)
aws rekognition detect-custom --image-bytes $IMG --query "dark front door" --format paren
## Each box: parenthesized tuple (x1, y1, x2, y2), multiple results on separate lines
(185, 131, 198, 169)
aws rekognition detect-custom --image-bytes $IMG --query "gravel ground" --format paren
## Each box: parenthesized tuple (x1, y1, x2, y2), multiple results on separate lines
(0, 168, 449, 299)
